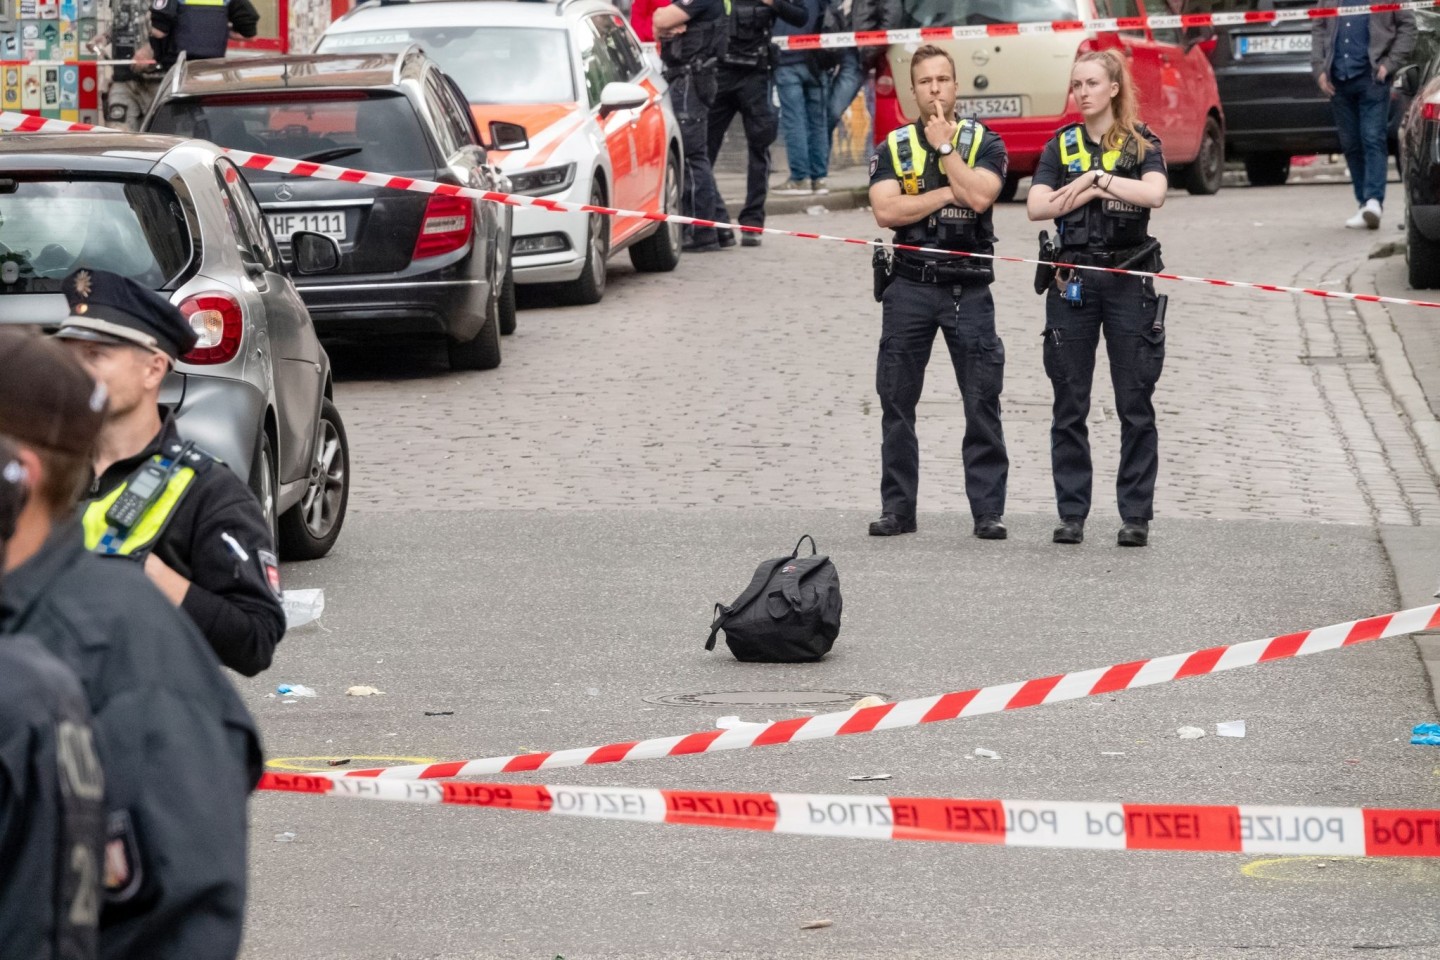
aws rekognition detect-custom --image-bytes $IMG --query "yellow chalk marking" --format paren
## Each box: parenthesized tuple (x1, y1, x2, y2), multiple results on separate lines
(1242, 856, 1440, 884)
(265, 755, 439, 772)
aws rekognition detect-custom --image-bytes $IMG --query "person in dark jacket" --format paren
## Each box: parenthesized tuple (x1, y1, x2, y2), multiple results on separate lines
(55, 269, 286, 677)
(149, 0, 260, 70)
(0, 435, 106, 960)
(826, 0, 901, 143)
(0, 328, 262, 960)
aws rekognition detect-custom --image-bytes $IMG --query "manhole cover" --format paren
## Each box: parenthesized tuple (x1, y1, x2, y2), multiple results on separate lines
(643, 690, 882, 707)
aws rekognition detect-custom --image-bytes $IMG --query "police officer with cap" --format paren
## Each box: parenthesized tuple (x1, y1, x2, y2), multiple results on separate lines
(0, 435, 106, 960)
(707, 0, 806, 248)
(654, 0, 732, 252)
(54, 268, 286, 677)
(1027, 50, 1169, 548)
(148, 0, 260, 70)
(0, 328, 261, 960)
(866, 44, 1010, 540)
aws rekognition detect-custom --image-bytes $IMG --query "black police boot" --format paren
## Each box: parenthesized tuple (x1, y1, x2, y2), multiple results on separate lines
(741, 233, 762, 247)
(716, 229, 737, 248)
(683, 237, 724, 253)
(868, 513, 917, 537)
(1053, 517, 1084, 545)
(1117, 519, 1149, 547)
(973, 515, 1007, 540)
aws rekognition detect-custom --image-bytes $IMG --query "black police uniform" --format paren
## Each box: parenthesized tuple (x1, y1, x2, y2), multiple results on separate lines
(149, 0, 260, 69)
(868, 119, 1010, 526)
(0, 633, 106, 960)
(0, 524, 262, 960)
(707, 0, 806, 239)
(660, 0, 730, 249)
(56, 269, 286, 677)
(1032, 123, 1167, 526)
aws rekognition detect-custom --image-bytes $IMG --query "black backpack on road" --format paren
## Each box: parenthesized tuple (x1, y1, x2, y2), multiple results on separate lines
(705, 535, 842, 662)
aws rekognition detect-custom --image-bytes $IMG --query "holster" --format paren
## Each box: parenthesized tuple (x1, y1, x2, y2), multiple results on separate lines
(872, 241, 893, 302)
(1115, 237, 1163, 273)
(1034, 230, 1057, 295)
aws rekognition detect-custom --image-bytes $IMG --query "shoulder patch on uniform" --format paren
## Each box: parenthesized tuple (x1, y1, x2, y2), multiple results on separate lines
(868, 153, 878, 177)
(258, 549, 282, 600)
(105, 810, 143, 904)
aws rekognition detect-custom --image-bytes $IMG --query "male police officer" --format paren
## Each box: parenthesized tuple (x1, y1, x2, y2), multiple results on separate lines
(655, 0, 731, 252)
(707, 0, 806, 247)
(866, 45, 1009, 540)
(149, 0, 260, 70)
(0, 436, 106, 960)
(0, 329, 261, 960)
(55, 269, 285, 677)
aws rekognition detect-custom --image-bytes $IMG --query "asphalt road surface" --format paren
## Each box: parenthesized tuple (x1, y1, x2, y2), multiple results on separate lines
(241, 181, 1440, 959)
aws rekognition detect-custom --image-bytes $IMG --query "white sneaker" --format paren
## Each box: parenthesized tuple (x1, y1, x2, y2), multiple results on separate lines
(1345, 207, 1368, 229)
(1362, 198, 1382, 229)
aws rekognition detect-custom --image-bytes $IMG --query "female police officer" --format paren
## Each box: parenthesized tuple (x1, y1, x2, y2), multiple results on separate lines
(1026, 50, 1169, 548)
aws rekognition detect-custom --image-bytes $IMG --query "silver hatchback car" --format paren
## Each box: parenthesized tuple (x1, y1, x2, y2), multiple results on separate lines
(0, 132, 351, 560)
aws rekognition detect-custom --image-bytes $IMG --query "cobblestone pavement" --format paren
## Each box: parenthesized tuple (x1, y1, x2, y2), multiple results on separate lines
(328, 182, 1439, 526)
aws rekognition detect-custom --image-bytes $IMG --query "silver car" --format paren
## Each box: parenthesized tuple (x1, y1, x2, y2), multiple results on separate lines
(0, 132, 351, 560)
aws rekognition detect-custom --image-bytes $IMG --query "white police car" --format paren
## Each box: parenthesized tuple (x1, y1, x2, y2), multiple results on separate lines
(318, 0, 684, 305)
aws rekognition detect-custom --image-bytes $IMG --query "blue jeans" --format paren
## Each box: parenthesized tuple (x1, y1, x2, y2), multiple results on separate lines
(1331, 72, 1390, 206)
(775, 63, 830, 182)
(827, 49, 865, 136)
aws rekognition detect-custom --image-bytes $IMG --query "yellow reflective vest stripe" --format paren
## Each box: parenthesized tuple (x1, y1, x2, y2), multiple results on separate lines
(82, 463, 198, 557)
(887, 119, 985, 192)
(1057, 125, 1124, 173)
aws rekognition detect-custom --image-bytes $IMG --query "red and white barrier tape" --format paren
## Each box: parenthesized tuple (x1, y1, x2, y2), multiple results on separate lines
(332, 605, 1440, 782)
(260, 771, 1440, 857)
(769, 0, 1440, 51)
(7, 109, 1440, 310)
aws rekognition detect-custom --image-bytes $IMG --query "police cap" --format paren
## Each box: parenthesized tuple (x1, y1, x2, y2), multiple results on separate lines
(52, 268, 198, 360)
(0, 328, 109, 457)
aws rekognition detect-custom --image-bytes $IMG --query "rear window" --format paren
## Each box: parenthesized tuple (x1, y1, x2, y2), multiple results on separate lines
(148, 93, 437, 177)
(902, 0, 1078, 28)
(0, 178, 190, 293)
(317, 27, 576, 104)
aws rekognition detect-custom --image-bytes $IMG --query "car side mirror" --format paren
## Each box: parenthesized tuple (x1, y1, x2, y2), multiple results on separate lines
(1397, 62, 1423, 97)
(598, 81, 649, 118)
(1182, 26, 1216, 56)
(488, 121, 529, 152)
(291, 231, 340, 275)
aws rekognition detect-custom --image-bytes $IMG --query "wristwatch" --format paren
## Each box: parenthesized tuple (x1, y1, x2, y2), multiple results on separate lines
(937, 142, 954, 157)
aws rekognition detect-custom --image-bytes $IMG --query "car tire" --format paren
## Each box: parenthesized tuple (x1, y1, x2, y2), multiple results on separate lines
(554, 181, 609, 305)
(630, 154, 682, 273)
(1184, 116, 1224, 196)
(278, 398, 350, 561)
(1244, 153, 1291, 187)
(447, 291, 503, 370)
(997, 173, 1021, 203)
(1407, 207, 1440, 288)
(498, 261, 517, 336)
(248, 428, 278, 545)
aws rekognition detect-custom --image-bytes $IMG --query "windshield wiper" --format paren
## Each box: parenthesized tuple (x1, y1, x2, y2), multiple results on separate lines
(298, 146, 364, 164)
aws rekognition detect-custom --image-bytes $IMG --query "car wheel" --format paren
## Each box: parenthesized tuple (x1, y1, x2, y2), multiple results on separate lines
(1243, 152, 1291, 187)
(1407, 207, 1440, 288)
(630, 155, 682, 272)
(278, 398, 350, 561)
(498, 260, 517, 336)
(555, 181, 609, 305)
(447, 290, 503, 370)
(997, 173, 1021, 203)
(248, 428, 278, 545)
(1184, 116, 1224, 196)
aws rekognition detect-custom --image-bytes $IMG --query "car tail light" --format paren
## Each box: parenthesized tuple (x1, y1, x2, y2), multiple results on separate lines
(178, 293, 244, 365)
(1424, 101, 1440, 122)
(413, 193, 473, 260)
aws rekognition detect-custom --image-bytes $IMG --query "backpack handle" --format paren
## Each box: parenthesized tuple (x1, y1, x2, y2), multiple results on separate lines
(792, 534, 817, 558)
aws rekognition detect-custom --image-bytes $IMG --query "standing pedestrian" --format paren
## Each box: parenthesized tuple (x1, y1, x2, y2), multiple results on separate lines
(55, 268, 286, 677)
(1026, 50, 1170, 547)
(655, 0, 732, 252)
(825, 0, 900, 147)
(773, 0, 833, 195)
(866, 44, 1009, 540)
(149, 0, 260, 70)
(0, 436, 106, 960)
(708, 0, 807, 247)
(1312, 9, 1415, 228)
(0, 329, 262, 960)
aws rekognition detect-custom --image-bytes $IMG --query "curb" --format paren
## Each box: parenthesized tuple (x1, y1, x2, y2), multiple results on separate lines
(717, 185, 870, 219)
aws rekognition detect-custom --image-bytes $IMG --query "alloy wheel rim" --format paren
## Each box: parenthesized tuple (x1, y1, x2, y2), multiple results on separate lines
(664, 166, 681, 251)
(590, 210, 608, 290)
(301, 419, 344, 538)
(259, 446, 276, 533)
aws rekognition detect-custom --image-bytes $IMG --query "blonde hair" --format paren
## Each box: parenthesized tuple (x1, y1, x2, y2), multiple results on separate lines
(1073, 50, 1148, 160)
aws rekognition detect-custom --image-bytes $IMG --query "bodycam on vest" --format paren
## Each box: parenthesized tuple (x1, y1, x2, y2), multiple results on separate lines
(875, 119, 996, 291)
(660, 0, 731, 79)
